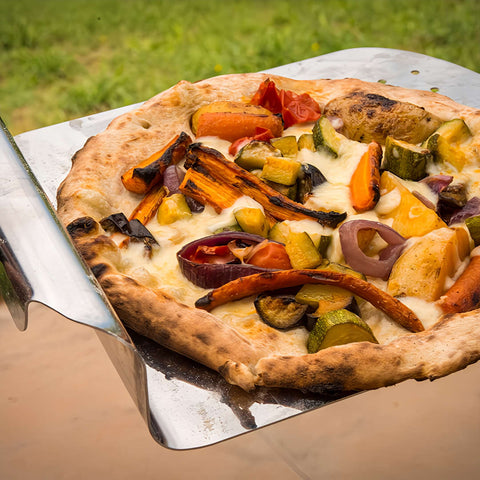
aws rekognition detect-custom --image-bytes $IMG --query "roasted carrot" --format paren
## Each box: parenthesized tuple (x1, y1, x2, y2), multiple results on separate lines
(438, 255, 480, 313)
(181, 144, 346, 228)
(121, 132, 191, 194)
(128, 184, 167, 225)
(195, 112, 283, 142)
(195, 269, 424, 333)
(350, 141, 382, 213)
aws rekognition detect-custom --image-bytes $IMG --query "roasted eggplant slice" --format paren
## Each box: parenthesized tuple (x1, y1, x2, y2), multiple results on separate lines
(254, 293, 308, 329)
(296, 163, 327, 204)
(234, 140, 282, 171)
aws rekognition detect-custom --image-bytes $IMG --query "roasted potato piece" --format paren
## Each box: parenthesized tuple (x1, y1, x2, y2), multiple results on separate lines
(387, 227, 470, 302)
(323, 91, 442, 144)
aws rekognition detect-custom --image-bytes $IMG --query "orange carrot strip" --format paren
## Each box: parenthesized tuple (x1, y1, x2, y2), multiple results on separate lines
(350, 141, 382, 213)
(439, 255, 480, 313)
(121, 132, 191, 194)
(195, 269, 424, 333)
(195, 112, 283, 142)
(128, 184, 167, 225)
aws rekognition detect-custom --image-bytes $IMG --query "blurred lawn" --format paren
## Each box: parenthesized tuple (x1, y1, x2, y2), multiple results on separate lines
(1, 0, 479, 135)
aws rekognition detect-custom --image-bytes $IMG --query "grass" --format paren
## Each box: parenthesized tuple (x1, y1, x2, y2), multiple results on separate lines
(0, 0, 479, 135)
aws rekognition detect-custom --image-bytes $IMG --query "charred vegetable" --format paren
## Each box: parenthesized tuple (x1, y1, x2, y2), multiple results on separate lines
(254, 294, 308, 329)
(261, 156, 301, 185)
(180, 144, 346, 228)
(307, 309, 378, 353)
(323, 91, 442, 144)
(465, 216, 480, 246)
(285, 231, 323, 269)
(121, 132, 191, 194)
(234, 140, 282, 171)
(296, 284, 360, 317)
(296, 163, 327, 204)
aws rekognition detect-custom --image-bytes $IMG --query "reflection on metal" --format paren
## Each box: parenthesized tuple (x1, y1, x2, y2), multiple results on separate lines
(2, 49, 479, 449)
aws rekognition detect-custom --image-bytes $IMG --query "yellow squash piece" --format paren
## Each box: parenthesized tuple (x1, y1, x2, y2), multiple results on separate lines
(157, 193, 192, 225)
(387, 227, 471, 301)
(379, 171, 446, 238)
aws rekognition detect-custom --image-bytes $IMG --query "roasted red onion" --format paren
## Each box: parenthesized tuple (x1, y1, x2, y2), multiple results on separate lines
(448, 197, 480, 225)
(164, 164, 204, 213)
(177, 232, 277, 288)
(420, 174, 453, 194)
(339, 220, 406, 280)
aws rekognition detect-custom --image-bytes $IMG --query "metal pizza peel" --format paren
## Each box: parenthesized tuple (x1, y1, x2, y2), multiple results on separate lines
(1, 48, 479, 449)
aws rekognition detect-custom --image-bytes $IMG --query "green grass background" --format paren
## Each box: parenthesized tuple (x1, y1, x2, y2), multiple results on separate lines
(1, 0, 479, 135)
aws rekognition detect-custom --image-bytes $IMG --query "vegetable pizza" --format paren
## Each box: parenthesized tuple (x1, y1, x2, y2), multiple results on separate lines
(57, 73, 480, 392)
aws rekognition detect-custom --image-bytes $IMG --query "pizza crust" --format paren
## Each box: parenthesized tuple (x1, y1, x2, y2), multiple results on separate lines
(58, 74, 480, 393)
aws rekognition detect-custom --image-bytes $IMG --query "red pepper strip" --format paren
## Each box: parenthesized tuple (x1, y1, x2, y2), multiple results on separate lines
(228, 127, 275, 156)
(195, 269, 424, 333)
(191, 245, 236, 264)
(251, 79, 322, 128)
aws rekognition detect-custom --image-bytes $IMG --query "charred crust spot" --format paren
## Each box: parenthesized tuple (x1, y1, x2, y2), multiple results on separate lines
(91, 262, 110, 279)
(194, 332, 212, 345)
(367, 109, 376, 118)
(67, 216, 99, 238)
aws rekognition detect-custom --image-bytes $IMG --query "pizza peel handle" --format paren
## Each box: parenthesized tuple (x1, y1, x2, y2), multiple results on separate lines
(0, 117, 125, 338)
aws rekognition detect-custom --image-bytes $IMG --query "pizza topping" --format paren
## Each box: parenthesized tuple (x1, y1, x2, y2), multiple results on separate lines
(349, 141, 382, 212)
(339, 220, 406, 280)
(448, 197, 480, 225)
(465, 215, 480, 246)
(323, 91, 442, 144)
(254, 293, 308, 329)
(233, 139, 282, 170)
(233, 207, 270, 237)
(382, 136, 432, 181)
(250, 78, 322, 128)
(121, 132, 192, 194)
(180, 143, 347, 228)
(420, 174, 454, 194)
(312, 116, 347, 158)
(307, 309, 378, 353)
(177, 232, 287, 289)
(163, 165, 205, 213)
(194, 110, 283, 143)
(439, 255, 480, 313)
(195, 268, 424, 333)
(100, 212, 158, 249)
(128, 184, 167, 225)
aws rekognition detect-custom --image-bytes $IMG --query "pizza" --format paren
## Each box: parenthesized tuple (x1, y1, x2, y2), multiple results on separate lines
(56, 73, 480, 393)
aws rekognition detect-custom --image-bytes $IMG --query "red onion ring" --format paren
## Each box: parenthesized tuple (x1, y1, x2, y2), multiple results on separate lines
(339, 220, 406, 280)
(177, 232, 277, 288)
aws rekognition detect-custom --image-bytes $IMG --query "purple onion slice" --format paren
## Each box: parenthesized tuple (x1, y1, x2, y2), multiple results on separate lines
(177, 232, 276, 288)
(339, 220, 406, 280)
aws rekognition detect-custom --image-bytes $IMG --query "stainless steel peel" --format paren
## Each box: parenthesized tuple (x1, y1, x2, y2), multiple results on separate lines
(2, 48, 479, 449)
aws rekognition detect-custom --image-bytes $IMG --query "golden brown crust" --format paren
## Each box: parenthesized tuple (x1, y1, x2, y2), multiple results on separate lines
(57, 73, 480, 393)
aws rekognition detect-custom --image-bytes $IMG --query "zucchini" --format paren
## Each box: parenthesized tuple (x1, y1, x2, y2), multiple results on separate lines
(233, 207, 269, 237)
(265, 180, 298, 200)
(285, 231, 322, 269)
(312, 116, 345, 157)
(254, 294, 308, 329)
(271, 136, 299, 157)
(382, 136, 432, 181)
(295, 284, 360, 317)
(425, 133, 467, 171)
(268, 221, 291, 244)
(261, 156, 302, 186)
(157, 193, 192, 225)
(235, 140, 282, 171)
(465, 215, 480, 246)
(296, 163, 327, 204)
(297, 133, 315, 151)
(430, 118, 472, 144)
(307, 309, 378, 353)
